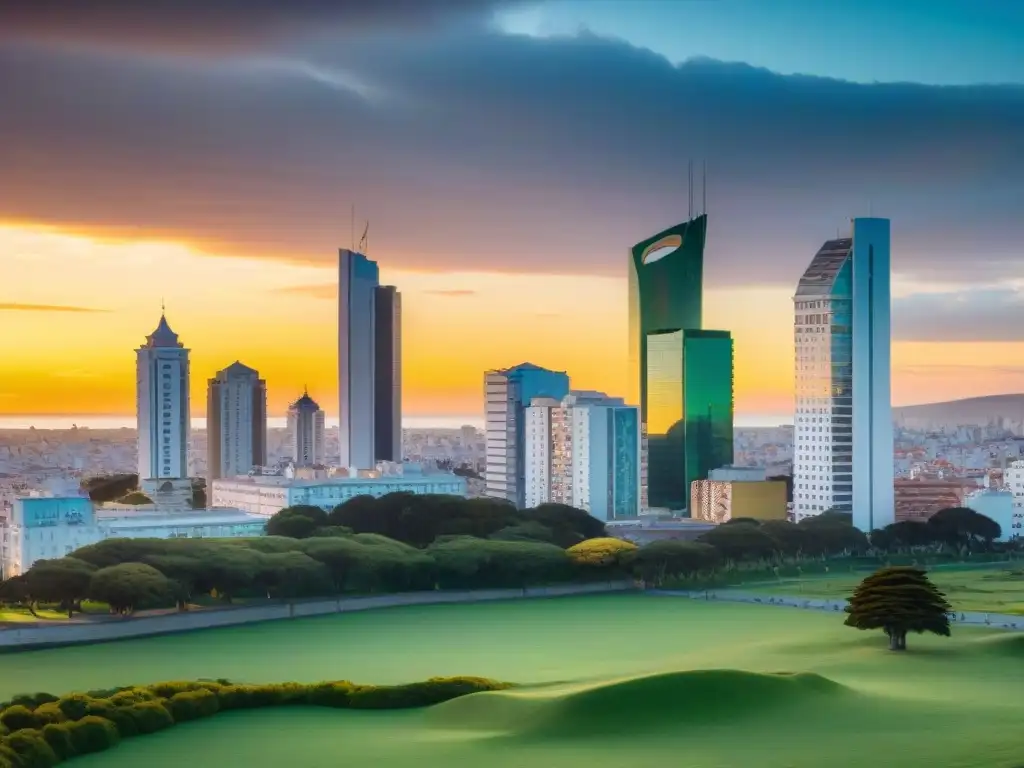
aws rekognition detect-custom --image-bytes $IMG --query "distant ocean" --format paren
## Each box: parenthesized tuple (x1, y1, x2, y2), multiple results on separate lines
(0, 413, 794, 430)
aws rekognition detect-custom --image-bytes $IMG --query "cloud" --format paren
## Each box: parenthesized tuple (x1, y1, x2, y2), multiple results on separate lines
(0, 30, 1021, 288)
(893, 288, 1024, 342)
(0, 302, 107, 313)
(424, 289, 476, 297)
(0, 0, 517, 53)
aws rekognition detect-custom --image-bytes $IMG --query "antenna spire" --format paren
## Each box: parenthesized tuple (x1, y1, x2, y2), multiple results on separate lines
(160, 297, 165, 316)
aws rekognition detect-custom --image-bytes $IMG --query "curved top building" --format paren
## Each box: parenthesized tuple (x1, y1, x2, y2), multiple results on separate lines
(628, 214, 733, 515)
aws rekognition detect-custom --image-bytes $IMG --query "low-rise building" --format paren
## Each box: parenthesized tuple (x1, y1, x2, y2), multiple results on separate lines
(690, 466, 788, 524)
(210, 463, 467, 518)
(965, 489, 1021, 542)
(0, 495, 266, 577)
(893, 478, 972, 522)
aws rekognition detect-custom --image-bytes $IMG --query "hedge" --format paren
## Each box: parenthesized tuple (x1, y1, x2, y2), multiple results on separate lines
(0, 676, 510, 767)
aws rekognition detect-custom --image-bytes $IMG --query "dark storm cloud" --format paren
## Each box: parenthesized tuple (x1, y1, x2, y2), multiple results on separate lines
(0, 29, 1021, 287)
(893, 289, 1024, 342)
(0, 0, 514, 52)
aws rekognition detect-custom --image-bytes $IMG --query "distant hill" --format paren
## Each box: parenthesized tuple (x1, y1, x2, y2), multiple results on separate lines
(894, 394, 1024, 428)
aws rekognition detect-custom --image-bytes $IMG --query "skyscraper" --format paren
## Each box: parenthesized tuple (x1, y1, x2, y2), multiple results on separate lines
(338, 248, 379, 469)
(287, 391, 326, 467)
(206, 362, 267, 482)
(629, 214, 734, 514)
(793, 217, 893, 531)
(374, 285, 402, 463)
(524, 392, 642, 521)
(136, 313, 190, 481)
(484, 363, 570, 508)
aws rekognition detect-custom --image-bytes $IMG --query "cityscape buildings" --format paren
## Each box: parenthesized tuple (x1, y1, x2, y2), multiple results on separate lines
(287, 391, 326, 467)
(135, 313, 190, 482)
(484, 363, 570, 507)
(523, 392, 642, 521)
(793, 218, 894, 531)
(374, 285, 402, 463)
(206, 362, 268, 482)
(629, 214, 735, 514)
(690, 466, 788, 524)
(338, 248, 380, 470)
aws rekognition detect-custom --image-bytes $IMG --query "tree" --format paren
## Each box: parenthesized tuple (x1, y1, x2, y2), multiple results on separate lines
(89, 563, 172, 614)
(723, 517, 762, 526)
(798, 514, 869, 556)
(760, 520, 808, 559)
(521, 503, 606, 547)
(697, 523, 779, 562)
(265, 505, 328, 539)
(82, 473, 138, 503)
(871, 521, 935, 553)
(927, 507, 1001, 550)
(117, 491, 154, 505)
(628, 540, 720, 585)
(488, 521, 557, 544)
(22, 558, 96, 616)
(566, 538, 637, 568)
(844, 566, 951, 651)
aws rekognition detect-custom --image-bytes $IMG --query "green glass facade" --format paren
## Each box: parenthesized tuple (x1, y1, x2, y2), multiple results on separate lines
(630, 215, 734, 515)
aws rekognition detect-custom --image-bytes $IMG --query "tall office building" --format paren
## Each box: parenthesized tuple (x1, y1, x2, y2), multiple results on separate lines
(136, 313, 190, 481)
(338, 248, 379, 469)
(484, 363, 569, 507)
(206, 362, 267, 482)
(374, 285, 402, 462)
(524, 392, 642, 521)
(287, 391, 326, 467)
(793, 217, 893, 531)
(629, 214, 734, 514)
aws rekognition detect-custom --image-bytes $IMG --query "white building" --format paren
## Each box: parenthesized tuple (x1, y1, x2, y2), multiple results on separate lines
(965, 489, 1021, 542)
(210, 465, 468, 518)
(524, 392, 643, 521)
(484, 363, 570, 508)
(793, 218, 894, 531)
(287, 391, 326, 467)
(207, 362, 267, 482)
(0, 495, 265, 578)
(339, 249, 379, 470)
(136, 313, 190, 481)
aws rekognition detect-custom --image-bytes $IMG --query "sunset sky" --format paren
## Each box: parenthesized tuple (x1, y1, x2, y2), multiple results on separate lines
(1, 0, 1022, 424)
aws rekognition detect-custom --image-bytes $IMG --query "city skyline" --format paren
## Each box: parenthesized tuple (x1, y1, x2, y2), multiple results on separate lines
(2, 1, 1022, 423)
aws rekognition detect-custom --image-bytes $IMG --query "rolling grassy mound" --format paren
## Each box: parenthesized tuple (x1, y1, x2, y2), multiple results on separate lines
(429, 669, 850, 738)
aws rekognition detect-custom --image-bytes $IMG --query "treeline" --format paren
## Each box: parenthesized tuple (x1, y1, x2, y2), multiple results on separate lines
(265, 494, 607, 547)
(0, 676, 507, 768)
(869, 506, 1004, 553)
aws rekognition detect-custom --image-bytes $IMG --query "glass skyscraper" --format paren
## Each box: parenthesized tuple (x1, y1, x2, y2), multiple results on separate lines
(630, 214, 734, 515)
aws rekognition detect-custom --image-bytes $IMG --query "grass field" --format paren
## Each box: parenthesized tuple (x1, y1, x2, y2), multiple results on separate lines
(3, 594, 1023, 768)
(744, 566, 1024, 614)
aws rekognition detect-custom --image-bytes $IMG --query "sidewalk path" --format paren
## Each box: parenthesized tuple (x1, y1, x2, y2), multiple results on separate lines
(649, 589, 1024, 631)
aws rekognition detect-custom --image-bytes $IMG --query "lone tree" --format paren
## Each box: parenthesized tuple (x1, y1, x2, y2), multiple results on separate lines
(844, 566, 951, 651)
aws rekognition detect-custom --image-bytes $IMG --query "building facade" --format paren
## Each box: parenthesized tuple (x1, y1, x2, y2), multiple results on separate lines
(629, 216, 734, 515)
(690, 466, 788, 524)
(793, 218, 894, 531)
(287, 391, 326, 467)
(524, 393, 643, 521)
(136, 313, 190, 481)
(206, 362, 267, 482)
(484, 363, 570, 508)
(338, 249, 380, 470)
(0, 496, 265, 577)
(211, 468, 467, 518)
(374, 285, 402, 462)
(965, 489, 1021, 542)
(645, 328, 734, 512)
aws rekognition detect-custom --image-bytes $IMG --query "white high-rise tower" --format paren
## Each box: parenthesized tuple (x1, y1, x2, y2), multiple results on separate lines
(136, 313, 190, 481)
(793, 218, 893, 532)
(206, 362, 267, 482)
(338, 249, 379, 469)
(287, 390, 326, 467)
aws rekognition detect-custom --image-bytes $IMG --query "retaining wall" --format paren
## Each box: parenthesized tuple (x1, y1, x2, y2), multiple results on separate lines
(0, 581, 634, 651)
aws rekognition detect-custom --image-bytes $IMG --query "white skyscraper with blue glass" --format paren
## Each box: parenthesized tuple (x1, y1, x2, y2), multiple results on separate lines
(793, 217, 893, 532)
(136, 313, 190, 482)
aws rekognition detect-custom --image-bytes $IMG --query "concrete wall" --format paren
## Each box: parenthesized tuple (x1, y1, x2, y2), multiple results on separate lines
(0, 581, 633, 651)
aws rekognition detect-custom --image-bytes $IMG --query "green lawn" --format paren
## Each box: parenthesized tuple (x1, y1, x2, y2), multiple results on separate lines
(3, 594, 1023, 768)
(743, 566, 1024, 614)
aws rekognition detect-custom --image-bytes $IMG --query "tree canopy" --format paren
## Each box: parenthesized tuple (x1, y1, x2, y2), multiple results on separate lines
(844, 566, 951, 651)
(89, 563, 172, 614)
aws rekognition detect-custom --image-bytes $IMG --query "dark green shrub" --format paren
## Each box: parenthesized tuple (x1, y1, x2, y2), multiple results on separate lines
(304, 682, 357, 708)
(30, 705, 63, 726)
(147, 681, 217, 699)
(0, 706, 46, 733)
(40, 723, 76, 761)
(65, 716, 119, 755)
(55, 694, 95, 722)
(108, 688, 158, 707)
(215, 683, 305, 710)
(1, 694, 58, 712)
(0, 743, 17, 768)
(347, 677, 509, 709)
(167, 690, 219, 722)
(4, 729, 58, 768)
(124, 702, 173, 734)
(83, 701, 138, 738)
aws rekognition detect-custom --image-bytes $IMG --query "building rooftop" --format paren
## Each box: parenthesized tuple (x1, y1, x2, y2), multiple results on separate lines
(214, 473, 464, 488)
(99, 510, 265, 528)
(289, 390, 321, 411)
(142, 313, 184, 349)
(795, 238, 852, 298)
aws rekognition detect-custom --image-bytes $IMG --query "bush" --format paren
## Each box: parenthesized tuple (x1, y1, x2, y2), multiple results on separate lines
(124, 702, 174, 734)
(65, 716, 119, 755)
(54, 694, 94, 722)
(3, 729, 58, 768)
(566, 537, 637, 568)
(0, 706, 46, 733)
(107, 688, 158, 707)
(40, 723, 76, 761)
(0, 695, 58, 713)
(82, 701, 138, 738)
(304, 682, 358, 708)
(166, 690, 220, 722)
